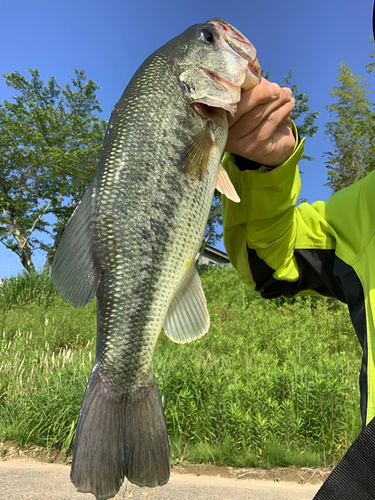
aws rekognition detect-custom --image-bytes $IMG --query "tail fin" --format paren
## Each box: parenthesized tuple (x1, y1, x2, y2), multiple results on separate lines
(70, 368, 170, 500)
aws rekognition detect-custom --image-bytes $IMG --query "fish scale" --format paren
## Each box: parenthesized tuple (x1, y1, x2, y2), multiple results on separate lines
(92, 63, 218, 387)
(51, 17, 261, 500)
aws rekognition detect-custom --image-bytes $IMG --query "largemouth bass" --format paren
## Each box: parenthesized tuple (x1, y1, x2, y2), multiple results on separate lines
(51, 18, 260, 500)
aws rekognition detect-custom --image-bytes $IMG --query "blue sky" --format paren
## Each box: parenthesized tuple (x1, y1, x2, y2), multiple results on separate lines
(1, 0, 374, 277)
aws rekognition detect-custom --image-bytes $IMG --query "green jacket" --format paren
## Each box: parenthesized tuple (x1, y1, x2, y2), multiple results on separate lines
(222, 132, 375, 426)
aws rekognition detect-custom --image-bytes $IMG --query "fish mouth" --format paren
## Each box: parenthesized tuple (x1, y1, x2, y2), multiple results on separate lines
(183, 18, 262, 117)
(207, 18, 261, 90)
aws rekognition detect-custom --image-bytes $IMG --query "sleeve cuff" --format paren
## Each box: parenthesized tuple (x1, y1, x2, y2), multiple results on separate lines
(224, 121, 301, 172)
(222, 135, 305, 219)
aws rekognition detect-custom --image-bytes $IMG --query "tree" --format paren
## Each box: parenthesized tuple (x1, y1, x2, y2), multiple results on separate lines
(1, 67, 319, 271)
(283, 71, 320, 162)
(365, 37, 375, 75)
(324, 62, 374, 193)
(0, 68, 107, 272)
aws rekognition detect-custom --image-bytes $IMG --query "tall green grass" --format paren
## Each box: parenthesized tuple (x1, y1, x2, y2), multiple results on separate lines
(0, 267, 362, 467)
(0, 271, 58, 311)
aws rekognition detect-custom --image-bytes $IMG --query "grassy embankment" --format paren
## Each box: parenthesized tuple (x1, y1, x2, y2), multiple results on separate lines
(0, 267, 362, 468)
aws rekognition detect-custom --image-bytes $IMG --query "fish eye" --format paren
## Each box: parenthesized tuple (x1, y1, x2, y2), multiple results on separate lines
(198, 28, 214, 43)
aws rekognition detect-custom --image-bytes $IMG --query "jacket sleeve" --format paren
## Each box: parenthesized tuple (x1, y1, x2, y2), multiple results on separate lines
(221, 129, 341, 300)
(222, 129, 303, 289)
(222, 139, 375, 427)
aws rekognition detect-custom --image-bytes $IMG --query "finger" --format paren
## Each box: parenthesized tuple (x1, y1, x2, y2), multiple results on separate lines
(228, 78, 283, 127)
(281, 87, 293, 99)
(259, 98, 295, 137)
(228, 91, 293, 144)
(247, 98, 295, 144)
(228, 98, 295, 158)
(267, 121, 296, 166)
(233, 82, 293, 124)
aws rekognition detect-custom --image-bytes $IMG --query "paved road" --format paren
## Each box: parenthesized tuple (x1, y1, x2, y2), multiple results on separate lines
(0, 461, 320, 500)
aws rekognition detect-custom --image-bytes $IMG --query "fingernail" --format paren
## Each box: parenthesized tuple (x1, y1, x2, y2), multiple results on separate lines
(268, 83, 280, 98)
(282, 87, 292, 98)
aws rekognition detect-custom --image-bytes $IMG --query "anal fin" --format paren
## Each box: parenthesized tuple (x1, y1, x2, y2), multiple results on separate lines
(163, 265, 210, 343)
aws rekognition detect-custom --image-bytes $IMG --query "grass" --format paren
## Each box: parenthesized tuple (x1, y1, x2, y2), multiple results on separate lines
(0, 267, 363, 467)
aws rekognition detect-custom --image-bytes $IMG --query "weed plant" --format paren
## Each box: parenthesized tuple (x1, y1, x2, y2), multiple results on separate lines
(0, 267, 362, 468)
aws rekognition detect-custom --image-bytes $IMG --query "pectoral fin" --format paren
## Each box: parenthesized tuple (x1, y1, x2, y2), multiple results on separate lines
(163, 266, 210, 344)
(178, 125, 214, 181)
(215, 163, 241, 202)
(51, 178, 103, 308)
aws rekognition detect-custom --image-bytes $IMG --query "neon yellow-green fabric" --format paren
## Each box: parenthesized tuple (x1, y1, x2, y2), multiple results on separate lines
(222, 137, 375, 425)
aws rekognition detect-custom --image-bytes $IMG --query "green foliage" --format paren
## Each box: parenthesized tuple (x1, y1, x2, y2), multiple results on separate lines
(324, 62, 374, 192)
(156, 267, 361, 467)
(0, 270, 57, 310)
(365, 38, 375, 75)
(0, 68, 107, 271)
(0, 268, 362, 468)
(283, 71, 319, 162)
(263, 69, 319, 163)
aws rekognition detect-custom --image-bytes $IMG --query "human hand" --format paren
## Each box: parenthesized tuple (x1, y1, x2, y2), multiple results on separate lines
(225, 78, 296, 167)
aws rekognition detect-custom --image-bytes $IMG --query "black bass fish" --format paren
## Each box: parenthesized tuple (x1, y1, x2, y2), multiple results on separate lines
(51, 18, 260, 500)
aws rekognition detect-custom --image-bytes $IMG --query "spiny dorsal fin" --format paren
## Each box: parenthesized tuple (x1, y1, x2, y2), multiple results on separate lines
(215, 163, 240, 202)
(178, 125, 214, 180)
(163, 265, 209, 343)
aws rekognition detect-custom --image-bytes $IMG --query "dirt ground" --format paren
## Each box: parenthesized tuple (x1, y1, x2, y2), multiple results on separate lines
(0, 439, 327, 500)
(0, 439, 331, 485)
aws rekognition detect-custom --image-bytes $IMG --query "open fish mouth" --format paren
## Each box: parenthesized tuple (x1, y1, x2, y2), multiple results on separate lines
(207, 18, 261, 90)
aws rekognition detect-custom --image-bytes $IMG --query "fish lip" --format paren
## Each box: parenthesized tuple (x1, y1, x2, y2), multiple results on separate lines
(246, 59, 262, 86)
(206, 18, 261, 86)
(210, 18, 257, 62)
